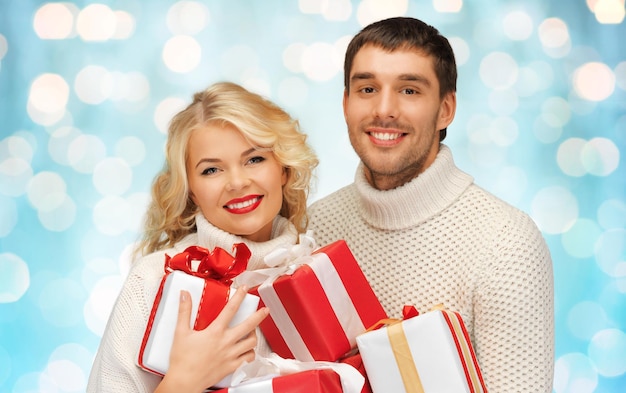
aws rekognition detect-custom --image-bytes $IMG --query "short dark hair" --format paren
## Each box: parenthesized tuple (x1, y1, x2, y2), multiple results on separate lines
(343, 17, 457, 141)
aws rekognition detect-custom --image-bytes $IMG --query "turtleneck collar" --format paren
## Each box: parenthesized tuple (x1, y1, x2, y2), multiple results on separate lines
(194, 214, 298, 270)
(355, 144, 473, 230)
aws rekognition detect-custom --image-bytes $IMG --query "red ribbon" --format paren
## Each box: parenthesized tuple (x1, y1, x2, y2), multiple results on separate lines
(365, 305, 420, 332)
(164, 243, 251, 329)
(165, 243, 250, 283)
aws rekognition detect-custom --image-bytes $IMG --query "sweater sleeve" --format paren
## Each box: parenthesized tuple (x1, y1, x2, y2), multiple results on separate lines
(474, 212, 554, 393)
(87, 257, 163, 393)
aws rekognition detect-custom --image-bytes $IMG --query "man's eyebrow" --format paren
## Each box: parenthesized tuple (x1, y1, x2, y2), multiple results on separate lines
(350, 72, 432, 87)
(398, 73, 431, 87)
(350, 72, 375, 83)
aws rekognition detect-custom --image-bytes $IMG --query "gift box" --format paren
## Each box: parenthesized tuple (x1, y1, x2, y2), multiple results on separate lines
(138, 243, 259, 388)
(251, 240, 388, 362)
(339, 353, 372, 393)
(356, 307, 488, 393)
(210, 369, 342, 393)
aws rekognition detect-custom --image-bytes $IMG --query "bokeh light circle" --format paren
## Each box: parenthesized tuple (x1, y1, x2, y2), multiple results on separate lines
(588, 328, 626, 377)
(26, 171, 67, 212)
(75, 65, 113, 105)
(93, 157, 132, 196)
(33, 3, 75, 40)
(154, 97, 188, 134)
(162, 35, 202, 73)
(597, 199, 626, 230)
(67, 134, 107, 173)
(84, 275, 124, 336)
(567, 301, 609, 341)
(479, 51, 519, 90)
(0, 157, 33, 197)
(553, 352, 598, 393)
(581, 137, 619, 176)
(301, 42, 342, 81)
(115, 136, 146, 167)
(595, 228, 626, 277)
(356, 0, 408, 27)
(38, 195, 76, 232)
(93, 195, 133, 235)
(531, 186, 579, 234)
(502, 10, 534, 41)
(76, 4, 116, 41)
(29, 73, 69, 114)
(557, 137, 587, 177)
(0, 196, 17, 237)
(0, 253, 30, 303)
(166, 1, 210, 35)
(574, 62, 615, 101)
(538, 17, 571, 58)
(2, 135, 34, 162)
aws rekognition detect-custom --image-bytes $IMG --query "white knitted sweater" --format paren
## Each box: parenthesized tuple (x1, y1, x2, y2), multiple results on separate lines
(308, 145, 554, 393)
(87, 214, 297, 393)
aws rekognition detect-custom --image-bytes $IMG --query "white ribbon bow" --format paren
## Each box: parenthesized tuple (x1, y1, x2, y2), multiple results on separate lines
(233, 231, 318, 288)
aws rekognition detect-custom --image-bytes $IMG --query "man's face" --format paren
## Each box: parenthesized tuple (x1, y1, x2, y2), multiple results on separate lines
(343, 44, 456, 190)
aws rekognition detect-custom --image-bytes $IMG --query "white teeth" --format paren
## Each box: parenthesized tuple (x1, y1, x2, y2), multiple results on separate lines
(371, 132, 401, 141)
(227, 197, 259, 210)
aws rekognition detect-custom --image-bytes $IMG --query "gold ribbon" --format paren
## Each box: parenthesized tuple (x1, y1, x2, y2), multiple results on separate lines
(387, 322, 424, 393)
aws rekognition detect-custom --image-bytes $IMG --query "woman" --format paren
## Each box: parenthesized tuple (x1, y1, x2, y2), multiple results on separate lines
(87, 82, 319, 392)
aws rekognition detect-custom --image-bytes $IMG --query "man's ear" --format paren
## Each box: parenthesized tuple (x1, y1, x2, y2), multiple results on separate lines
(437, 91, 456, 131)
(342, 89, 349, 120)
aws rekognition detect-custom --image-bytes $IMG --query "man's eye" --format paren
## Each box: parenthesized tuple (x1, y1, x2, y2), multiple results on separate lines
(402, 88, 417, 95)
(248, 156, 266, 165)
(201, 167, 218, 176)
(360, 87, 375, 93)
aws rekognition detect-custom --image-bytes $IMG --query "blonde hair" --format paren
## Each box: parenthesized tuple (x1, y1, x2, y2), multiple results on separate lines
(138, 82, 318, 255)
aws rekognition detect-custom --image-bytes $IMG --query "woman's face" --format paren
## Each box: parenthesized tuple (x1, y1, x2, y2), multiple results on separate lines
(186, 123, 286, 242)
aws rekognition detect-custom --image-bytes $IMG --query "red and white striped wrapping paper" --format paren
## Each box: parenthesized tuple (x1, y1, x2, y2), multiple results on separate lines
(252, 240, 388, 362)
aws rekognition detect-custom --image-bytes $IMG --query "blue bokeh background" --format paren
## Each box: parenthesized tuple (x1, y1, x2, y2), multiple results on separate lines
(1, 1, 625, 392)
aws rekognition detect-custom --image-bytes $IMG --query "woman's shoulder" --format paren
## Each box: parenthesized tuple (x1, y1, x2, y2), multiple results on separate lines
(131, 234, 199, 278)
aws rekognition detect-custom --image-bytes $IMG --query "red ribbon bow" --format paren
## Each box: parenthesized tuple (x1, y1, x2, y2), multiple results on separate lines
(366, 305, 420, 332)
(163, 243, 251, 329)
(165, 243, 251, 284)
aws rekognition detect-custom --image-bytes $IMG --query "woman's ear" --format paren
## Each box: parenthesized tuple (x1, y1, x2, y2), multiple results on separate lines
(188, 191, 197, 206)
(281, 167, 288, 186)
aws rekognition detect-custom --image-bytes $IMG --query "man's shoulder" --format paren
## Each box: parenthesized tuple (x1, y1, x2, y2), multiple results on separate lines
(464, 184, 542, 234)
(309, 183, 357, 212)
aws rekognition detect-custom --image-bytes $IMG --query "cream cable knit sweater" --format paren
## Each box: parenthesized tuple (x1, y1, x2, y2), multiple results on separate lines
(87, 214, 297, 393)
(308, 145, 554, 393)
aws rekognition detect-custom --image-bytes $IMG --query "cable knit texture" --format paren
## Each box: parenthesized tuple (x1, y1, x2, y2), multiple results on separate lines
(309, 145, 555, 393)
(87, 215, 297, 393)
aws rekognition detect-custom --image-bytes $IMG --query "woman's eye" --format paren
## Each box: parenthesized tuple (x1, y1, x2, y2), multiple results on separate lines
(201, 167, 218, 176)
(247, 156, 266, 165)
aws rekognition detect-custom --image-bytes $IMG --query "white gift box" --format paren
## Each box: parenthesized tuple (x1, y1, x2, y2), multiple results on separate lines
(138, 270, 260, 388)
(356, 309, 488, 393)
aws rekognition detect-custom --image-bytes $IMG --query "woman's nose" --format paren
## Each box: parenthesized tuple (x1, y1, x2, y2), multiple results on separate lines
(226, 169, 251, 191)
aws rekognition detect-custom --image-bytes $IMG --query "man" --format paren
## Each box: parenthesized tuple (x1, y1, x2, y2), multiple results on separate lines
(308, 17, 554, 392)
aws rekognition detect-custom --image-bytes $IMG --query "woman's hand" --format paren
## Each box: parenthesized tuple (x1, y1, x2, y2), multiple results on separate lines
(155, 286, 269, 393)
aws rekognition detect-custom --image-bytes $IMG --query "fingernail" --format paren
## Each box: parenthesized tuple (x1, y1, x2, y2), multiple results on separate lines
(180, 290, 187, 302)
